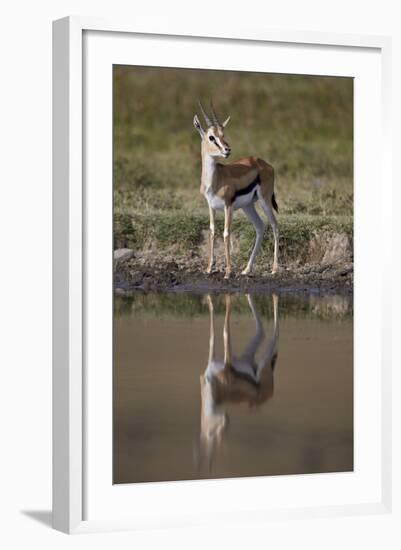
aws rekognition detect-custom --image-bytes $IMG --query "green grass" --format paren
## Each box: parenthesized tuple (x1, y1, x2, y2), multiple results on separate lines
(114, 207, 352, 264)
(113, 66, 353, 259)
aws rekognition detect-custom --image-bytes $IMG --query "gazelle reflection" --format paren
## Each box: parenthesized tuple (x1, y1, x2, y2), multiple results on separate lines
(199, 293, 279, 469)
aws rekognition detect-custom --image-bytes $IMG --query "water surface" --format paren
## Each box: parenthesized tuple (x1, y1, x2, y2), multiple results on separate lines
(113, 292, 353, 484)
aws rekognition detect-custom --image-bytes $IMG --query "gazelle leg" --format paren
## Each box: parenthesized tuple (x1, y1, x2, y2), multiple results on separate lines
(238, 294, 265, 362)
(272, 292, 279, 329)
(241, 204, 266, 275)
(223, 205, 233, 279)
(258, 193, 279, 274)
(206, 206, 216, 274)
(223, 294, 232, 367)
(206, 295, 215, 362)
(256, 293, 280, 381)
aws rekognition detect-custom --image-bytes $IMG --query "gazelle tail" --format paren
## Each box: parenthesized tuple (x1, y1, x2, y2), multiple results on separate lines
(272, 192, 278, 213)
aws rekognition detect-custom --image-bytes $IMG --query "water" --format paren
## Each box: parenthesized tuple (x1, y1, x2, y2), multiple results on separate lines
(113, 292, 353, 484)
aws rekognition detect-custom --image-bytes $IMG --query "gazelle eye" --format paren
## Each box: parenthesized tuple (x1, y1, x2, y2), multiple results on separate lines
(209, 135, 215, 142)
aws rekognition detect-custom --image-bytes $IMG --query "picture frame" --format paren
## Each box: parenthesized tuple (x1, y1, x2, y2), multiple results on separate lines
(52, 16, 392, 534)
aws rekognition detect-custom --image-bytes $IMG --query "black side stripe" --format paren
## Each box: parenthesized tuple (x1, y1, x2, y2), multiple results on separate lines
(232, 174, 260, 203)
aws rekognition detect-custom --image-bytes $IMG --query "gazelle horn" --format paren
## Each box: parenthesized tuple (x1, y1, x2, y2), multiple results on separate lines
(198, 100, 212, 127)
(210, 101, 221, 127)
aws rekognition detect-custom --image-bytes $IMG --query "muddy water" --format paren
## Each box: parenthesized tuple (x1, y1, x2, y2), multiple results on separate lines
(113, 292, 353, 484)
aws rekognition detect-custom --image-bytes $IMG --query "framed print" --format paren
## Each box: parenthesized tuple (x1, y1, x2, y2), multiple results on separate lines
(52, 16, 392, 534)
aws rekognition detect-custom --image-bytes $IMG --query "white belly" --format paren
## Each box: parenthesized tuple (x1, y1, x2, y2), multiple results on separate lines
(232, 190, 257, 210)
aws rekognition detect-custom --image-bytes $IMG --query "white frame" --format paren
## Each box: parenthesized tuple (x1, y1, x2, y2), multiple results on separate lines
(52, 16, 392, 534)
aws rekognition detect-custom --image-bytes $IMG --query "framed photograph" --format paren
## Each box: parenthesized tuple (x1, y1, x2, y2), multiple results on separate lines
(52, 16, 392, 534)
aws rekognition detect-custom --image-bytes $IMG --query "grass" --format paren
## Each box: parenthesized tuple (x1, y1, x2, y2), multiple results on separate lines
(113, 66, 353, 259)
(114, 208, 352, 264)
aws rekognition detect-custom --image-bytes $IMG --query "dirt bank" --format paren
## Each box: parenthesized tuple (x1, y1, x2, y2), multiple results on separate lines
(114, 223, 353, 294)
(114, 253, 353, 295)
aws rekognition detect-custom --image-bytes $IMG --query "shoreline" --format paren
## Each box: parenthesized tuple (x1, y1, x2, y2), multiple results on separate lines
(114, 255, 353, 296)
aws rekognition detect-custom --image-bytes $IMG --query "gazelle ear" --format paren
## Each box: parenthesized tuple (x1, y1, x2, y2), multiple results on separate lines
(193, 114, 205, 137)
(222, 115, 231, 128)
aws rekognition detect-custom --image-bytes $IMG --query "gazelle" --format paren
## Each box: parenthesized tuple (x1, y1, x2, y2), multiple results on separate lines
(199, 293, 279, 467)
(193, 101, 279, 279)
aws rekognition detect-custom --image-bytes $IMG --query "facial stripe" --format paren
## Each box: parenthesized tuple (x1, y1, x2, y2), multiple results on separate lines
(216, 138, 224, 150)
(210, 135, 223, 151)
(208, 130, 230, 154)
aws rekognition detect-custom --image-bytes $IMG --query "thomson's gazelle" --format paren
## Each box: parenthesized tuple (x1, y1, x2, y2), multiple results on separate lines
(193, 101, 279, 279)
